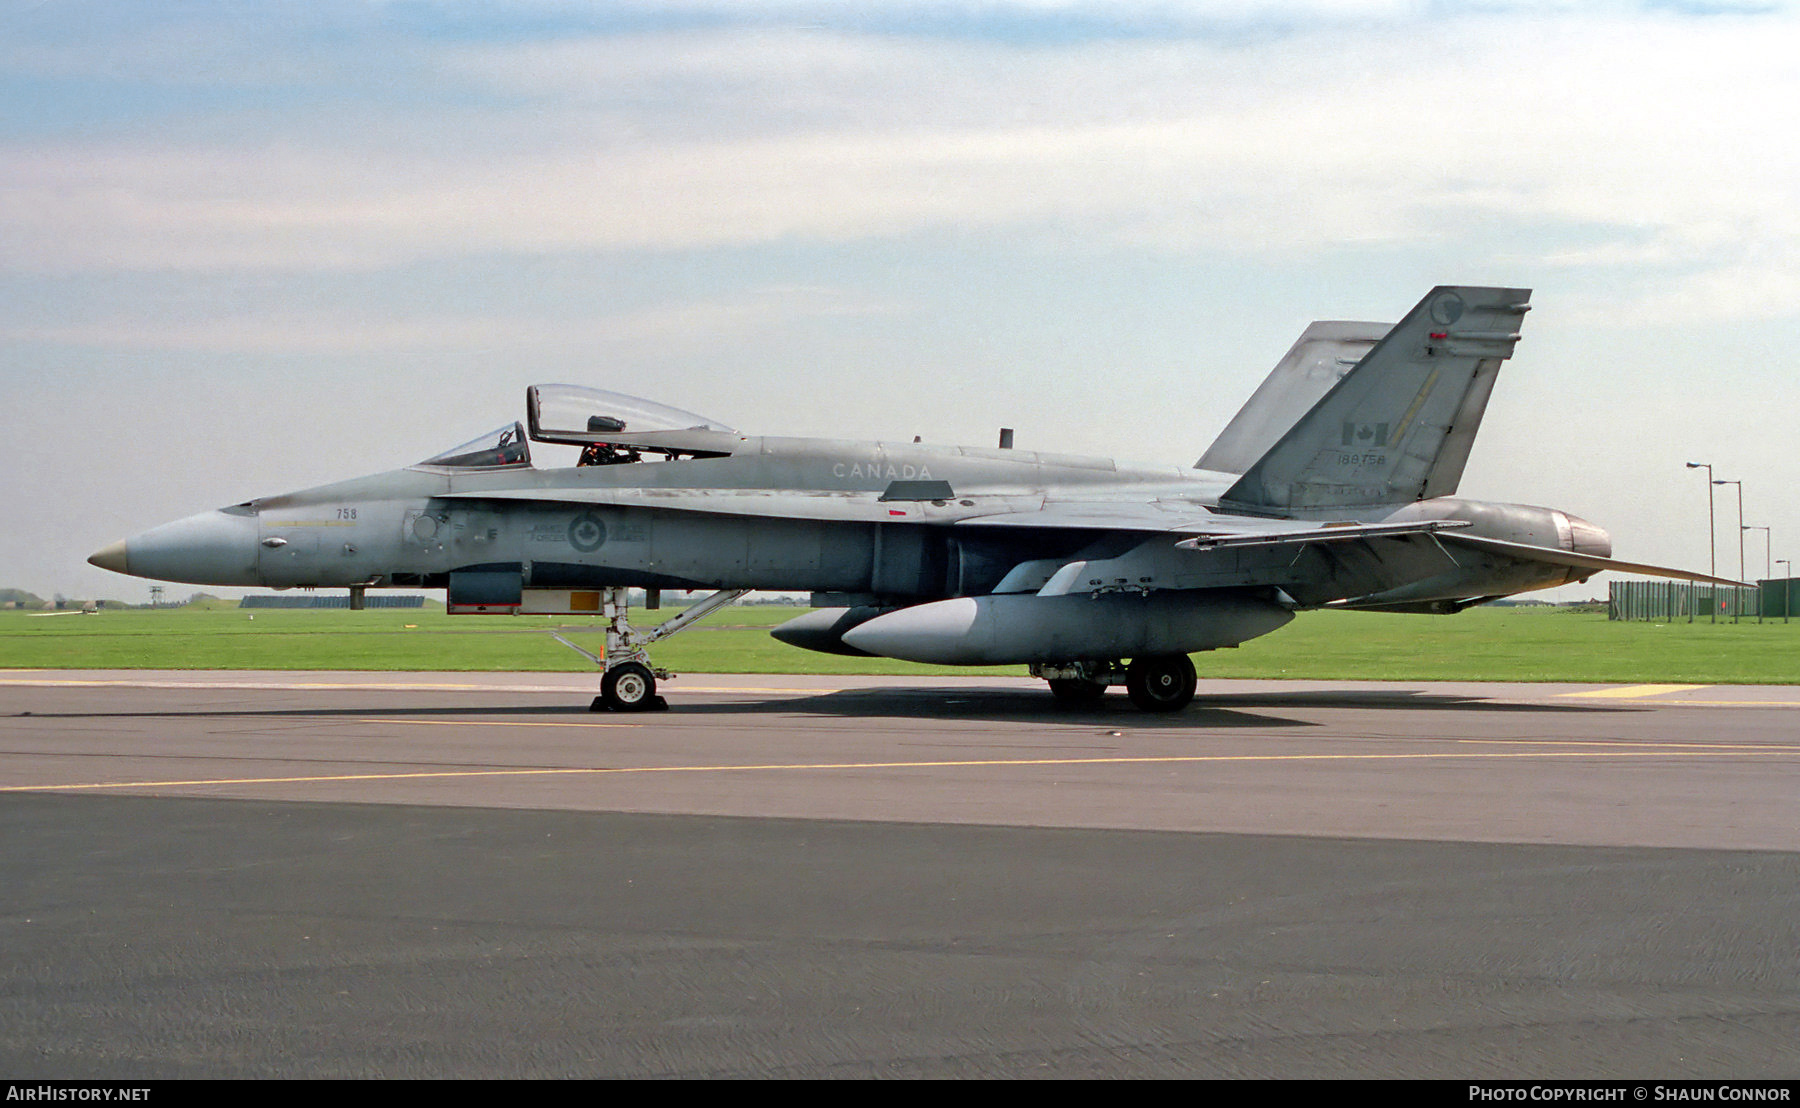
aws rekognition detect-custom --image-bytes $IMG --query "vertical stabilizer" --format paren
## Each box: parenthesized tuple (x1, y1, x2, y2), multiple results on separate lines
(1197, 320, 1391, 474)
(1221, 286, 1529, 512)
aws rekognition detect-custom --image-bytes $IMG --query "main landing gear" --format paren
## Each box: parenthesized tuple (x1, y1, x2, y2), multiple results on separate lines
(1031, 654, 1198, 713)
(549, 586, 749, 712)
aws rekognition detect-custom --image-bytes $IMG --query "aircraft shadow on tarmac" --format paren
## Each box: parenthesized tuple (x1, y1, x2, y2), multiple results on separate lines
(17, 695, 1296, 729)
(18, 686, 1633, 730)
(654, 686, 1637, 726)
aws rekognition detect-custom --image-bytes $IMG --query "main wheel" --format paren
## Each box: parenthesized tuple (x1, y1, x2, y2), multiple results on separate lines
(1125, 654, 1196, 713)
(1047, 678, 1108, 705)
(601, 661, 658, 711)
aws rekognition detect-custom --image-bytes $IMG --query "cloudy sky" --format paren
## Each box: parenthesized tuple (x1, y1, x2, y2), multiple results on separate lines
(4, 0, 1797, 602)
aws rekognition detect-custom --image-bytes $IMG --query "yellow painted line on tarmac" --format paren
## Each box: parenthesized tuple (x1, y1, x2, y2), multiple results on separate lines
(374, 719, 637, 728)
(0, 677, 575, 691)
(5, 767, 648, 792)
(8, 741, 1800, 794)
(1455, 738, 1780, 749)
(0, 676, 841, 695)
(1560, 684, 1706, 699)
(1609, 699, 1800, 708)
(663, 686, 852, 695)
(1554, 686, 1800, 708)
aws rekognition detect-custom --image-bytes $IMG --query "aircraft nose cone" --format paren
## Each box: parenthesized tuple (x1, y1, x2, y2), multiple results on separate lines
(88, 540, 129, 574)
(95, 509, 262, 586)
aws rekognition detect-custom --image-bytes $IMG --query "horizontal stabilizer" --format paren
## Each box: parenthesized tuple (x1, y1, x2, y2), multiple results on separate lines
(1176, 518, 1470, 551)
(1440, 533, 1749, 587)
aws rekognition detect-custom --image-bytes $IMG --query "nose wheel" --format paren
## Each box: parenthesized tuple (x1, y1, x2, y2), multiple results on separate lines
(596, 661, 665, 712)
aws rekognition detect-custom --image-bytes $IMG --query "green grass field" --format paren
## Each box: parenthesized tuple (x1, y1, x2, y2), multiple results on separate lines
(3, 603, 1798, 683)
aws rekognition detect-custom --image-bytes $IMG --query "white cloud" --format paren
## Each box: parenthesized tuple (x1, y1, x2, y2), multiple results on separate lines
(0, 285, 907, 356)
(2, 8, 1796, 324)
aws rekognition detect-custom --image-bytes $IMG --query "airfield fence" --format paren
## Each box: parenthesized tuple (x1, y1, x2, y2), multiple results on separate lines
(1607, 580, 1798, 621)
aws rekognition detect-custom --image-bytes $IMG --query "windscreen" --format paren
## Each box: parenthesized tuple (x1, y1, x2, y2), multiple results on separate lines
(419, 422, 531, 468)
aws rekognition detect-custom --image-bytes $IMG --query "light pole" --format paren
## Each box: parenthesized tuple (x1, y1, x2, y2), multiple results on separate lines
(1744, 525, 1770, 623)
(1686, 462, 1716, 622)
(1714, 479, 1743, 621)
(1779, 559, 1792, 624)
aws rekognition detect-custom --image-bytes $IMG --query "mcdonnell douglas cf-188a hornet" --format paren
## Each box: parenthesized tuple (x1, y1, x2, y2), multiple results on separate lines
(90, 286, 1732, 712)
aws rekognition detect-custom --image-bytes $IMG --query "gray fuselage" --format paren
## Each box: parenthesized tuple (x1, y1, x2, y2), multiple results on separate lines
(102, 433, 1597, 614)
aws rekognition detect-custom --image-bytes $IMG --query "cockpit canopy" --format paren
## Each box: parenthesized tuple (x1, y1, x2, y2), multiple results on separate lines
(415, 387, 739, 471)
(526, 384, 739, 459)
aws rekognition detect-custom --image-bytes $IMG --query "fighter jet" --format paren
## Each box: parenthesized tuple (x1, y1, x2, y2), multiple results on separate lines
(89, 286, 1730, 712)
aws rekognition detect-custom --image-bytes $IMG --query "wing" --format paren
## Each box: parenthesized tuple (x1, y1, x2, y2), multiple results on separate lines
(1439, 532, 1748, 587)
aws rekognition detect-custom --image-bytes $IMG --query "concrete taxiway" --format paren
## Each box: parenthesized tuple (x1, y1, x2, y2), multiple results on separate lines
(3, 671, 1799, 1077)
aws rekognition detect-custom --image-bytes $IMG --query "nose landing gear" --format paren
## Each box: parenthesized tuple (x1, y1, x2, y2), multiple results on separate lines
(548, 586, 749, 711)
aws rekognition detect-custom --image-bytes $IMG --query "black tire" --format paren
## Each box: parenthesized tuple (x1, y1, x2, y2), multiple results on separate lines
(1047, 678, 1108, 705)
(601, 662, 658, 711)
(1125, 654, 1196, 713)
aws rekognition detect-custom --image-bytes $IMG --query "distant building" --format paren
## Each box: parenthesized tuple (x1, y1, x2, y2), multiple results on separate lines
(240, 595, 427, 609)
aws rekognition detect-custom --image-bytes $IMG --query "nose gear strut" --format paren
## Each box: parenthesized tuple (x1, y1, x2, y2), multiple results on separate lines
(548, 586, 749, 711)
